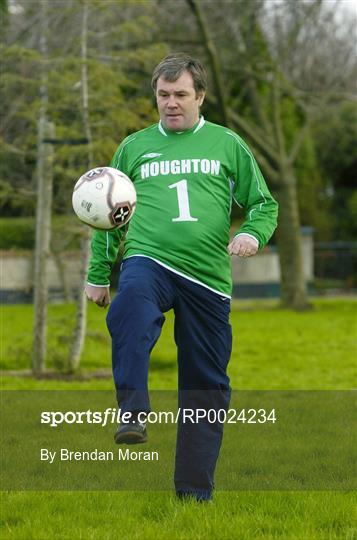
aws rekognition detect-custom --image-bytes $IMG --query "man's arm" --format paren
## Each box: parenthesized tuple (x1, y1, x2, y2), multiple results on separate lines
(229, 133, 278, 257)
(85, 138, 133, 306)
(85, 228, 123, 307)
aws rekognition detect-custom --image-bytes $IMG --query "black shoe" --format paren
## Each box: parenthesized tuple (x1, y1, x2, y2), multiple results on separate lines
(114, 414, 148, 445)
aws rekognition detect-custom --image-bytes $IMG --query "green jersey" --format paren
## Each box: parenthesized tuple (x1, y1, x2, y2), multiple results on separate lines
(87, 117, 278, 297)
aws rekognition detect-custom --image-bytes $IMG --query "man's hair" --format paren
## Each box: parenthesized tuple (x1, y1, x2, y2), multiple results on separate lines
(151, 53, 207, 96)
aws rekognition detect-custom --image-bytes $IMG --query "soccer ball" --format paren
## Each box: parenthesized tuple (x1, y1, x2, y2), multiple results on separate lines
(72, 167, 136, 230)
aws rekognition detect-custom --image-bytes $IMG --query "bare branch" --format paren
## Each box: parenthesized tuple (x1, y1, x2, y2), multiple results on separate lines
(228, 106, 280, 165)
(272, 74, 287, 162)
(250, 148, 280, 187)
(186, 0, 230, 127)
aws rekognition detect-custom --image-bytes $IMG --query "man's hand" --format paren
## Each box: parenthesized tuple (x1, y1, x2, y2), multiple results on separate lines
(228, 234, 259, 258)
(85, 284, 111, 308)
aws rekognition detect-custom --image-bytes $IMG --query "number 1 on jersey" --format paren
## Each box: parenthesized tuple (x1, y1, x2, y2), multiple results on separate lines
(169, 179, 198, 222)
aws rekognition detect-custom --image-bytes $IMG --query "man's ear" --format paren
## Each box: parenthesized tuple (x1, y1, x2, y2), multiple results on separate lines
(197, 92, 205, 106)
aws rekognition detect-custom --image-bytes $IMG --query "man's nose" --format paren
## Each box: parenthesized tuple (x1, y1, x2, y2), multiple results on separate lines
(167, 95, 178, 108)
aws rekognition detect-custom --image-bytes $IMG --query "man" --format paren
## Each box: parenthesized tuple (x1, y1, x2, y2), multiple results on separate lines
(85, 53, 278, 501)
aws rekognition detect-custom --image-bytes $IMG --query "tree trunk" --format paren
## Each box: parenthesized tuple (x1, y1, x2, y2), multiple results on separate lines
(68, 1, 93, 371)
(275, 169, 311, 310)
(32, 0, 51, 375)
(32, 121, 55, 374)
(68, 230, 91, 370)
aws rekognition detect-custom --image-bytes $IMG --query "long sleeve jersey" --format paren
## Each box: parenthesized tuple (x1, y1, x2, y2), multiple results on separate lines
(87, 117, 278, 297)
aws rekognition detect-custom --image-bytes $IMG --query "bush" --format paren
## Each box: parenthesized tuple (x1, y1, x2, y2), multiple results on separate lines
(0, 216, 84, 251)
(0, 217, 36, 250)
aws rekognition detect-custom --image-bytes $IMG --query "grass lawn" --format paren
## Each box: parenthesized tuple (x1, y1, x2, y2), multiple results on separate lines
(1, 298, 356, 539)
(1, 298, 356, 389)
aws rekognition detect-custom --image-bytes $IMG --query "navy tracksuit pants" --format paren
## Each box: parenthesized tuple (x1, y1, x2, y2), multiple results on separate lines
(106, 256, 232, 499)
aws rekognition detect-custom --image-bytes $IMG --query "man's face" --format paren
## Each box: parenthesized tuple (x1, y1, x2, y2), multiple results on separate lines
(156, 70, 205, 131)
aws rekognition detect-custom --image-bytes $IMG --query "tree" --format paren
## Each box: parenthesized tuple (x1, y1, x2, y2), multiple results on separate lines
(184, 0, 355, 309)
(3, 0, 164, 373)
(32, 0, 53, 374)
(1, 0, 164, 219)
(186, 0, 309, 309)
(68, 0, 92, 371)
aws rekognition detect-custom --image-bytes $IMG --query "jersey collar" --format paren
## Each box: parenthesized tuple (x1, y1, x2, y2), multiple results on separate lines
(158, 116, 205, 137)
